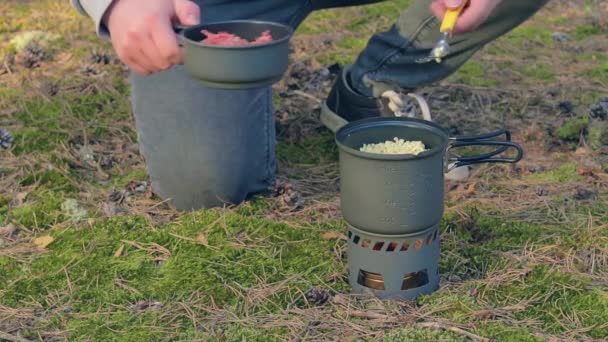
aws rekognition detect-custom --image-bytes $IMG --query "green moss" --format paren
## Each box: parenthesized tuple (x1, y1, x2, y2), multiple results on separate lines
(20, 168, 78, 193)
(0, 195, 11, 208)
(587, 61, 608, 83)
(297, 0, 410, 34)
(336, 37, 368, 50)
(111, 169, 148, 188)
(383, 327, 467, 341)
(522, 63, 556, 82)
(588, 121, 608, 150)
(544, 16, 568, 25)
(9, 79, 131, 155)
(0, 212, 344, 339)
(527, 163, 583, 183)
(9, 191, 64, 229)
(64, 313, 168, 341)
(8, 30, 61, 52)
(318, 51, 357, 67)
(450, 61, 498, 87)
(475, 322, 542, 342)
(11, 128, 69, 155)
(480, 266, 608, 339)
(506, 25, 554, 46)
(418, 293, 484, 323)
(219, 325, 287, 341)
(277, 132, 338, 165)
(555, 117, 590, 142)
(0, 4, 31, 34)
(574, 24, 603, 40)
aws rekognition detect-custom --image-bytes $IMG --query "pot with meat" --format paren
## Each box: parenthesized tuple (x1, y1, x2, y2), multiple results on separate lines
(173, 20, 293, 89)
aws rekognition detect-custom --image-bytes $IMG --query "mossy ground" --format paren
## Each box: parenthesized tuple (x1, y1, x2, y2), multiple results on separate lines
(1, 0, 608, 340)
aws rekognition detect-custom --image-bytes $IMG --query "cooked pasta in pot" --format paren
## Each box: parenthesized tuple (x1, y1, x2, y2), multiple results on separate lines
(360, 137, 426, 155)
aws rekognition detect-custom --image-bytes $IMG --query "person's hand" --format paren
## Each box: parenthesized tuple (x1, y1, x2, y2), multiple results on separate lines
(102, 0, 200, 75)
(430, 0, 502, 34)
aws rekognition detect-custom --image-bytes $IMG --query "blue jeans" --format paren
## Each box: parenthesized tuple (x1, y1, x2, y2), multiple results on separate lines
(131, 0, 548, 210)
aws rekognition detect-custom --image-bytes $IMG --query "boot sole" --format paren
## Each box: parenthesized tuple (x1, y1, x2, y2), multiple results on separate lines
(320, 100, 349, 133)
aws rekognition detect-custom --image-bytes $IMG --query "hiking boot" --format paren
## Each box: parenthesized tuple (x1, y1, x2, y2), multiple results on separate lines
(321, 65, 424, 132)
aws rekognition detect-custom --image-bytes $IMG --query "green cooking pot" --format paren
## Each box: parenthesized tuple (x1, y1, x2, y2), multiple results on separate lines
(336, 117, 524, 235)
(174, 20, 293, 89)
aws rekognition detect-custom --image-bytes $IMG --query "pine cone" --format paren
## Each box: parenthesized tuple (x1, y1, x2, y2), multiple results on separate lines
(40, 81, 59, 97)
(0, 128, 13, 150)
(81, 64, 100, 76)
(590, 98, 608, 121)
(271, 179, 303, 209)
(557, 101, 574, 115)
(18, 43, 47, 68)
(90, 50, 115, 65)
(304, 287, 330, 306)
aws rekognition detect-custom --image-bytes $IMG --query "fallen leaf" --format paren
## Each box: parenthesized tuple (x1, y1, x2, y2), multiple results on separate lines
(114, 244, 125, 257)
(577, 167, 598, 178)
(575, 147, 590, 156)
(465, 182, 476, 196)
(34, 235, 54, 249)
(11, 192, 28, 206)
(196, 232, 208, 246)
(128, 300, 163, 312)
(332, 293, 349, 306)
(322, 232, 347, 240)
(0, 224, 19, 240)
(102, 202, 129, 217)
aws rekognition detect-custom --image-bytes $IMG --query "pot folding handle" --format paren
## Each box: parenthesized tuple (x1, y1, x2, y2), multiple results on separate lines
(173, 24, 191, 46)
(446, 129, 524, 170)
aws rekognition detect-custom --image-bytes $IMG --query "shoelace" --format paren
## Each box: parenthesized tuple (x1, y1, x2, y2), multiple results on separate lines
(380, 90, 468, 179)
(381, 90, 432, 121)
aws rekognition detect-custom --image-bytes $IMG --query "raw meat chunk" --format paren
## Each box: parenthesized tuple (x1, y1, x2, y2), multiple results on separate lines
(201, 30, 273, 46)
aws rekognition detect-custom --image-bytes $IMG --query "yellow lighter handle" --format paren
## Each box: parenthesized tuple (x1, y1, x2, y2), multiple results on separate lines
(439, 2, 467, 33)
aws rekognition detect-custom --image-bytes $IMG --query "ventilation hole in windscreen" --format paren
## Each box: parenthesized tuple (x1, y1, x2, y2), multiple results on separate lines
(358, 270, 385, 290)
(401, 269, 430, 290)
(386, 242, 398, 252)
(373, 242, 385, 251)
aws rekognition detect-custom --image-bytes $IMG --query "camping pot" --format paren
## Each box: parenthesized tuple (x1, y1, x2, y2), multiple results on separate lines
(347, 223, 440, 299)
(336, 117, 523, 235)
(174, 20, 293, 89)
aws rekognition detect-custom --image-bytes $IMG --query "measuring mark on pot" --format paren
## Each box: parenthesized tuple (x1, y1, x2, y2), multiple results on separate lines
(382, 199, 416, 211)
(377, 165, 399, 173)
(380, 217, 396, 224)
